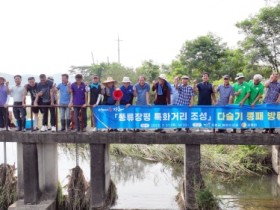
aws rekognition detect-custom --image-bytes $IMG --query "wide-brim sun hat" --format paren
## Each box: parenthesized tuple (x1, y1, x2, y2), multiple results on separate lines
(158, 74, 167, 80)
(181, 75, 189, 79)
(235, 73, 245, 80)
(122, 77, 131, 83)
(102, 77, 117, 84)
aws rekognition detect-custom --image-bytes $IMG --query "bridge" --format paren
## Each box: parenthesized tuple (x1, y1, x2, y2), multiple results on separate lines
(1, 131, 280, 210)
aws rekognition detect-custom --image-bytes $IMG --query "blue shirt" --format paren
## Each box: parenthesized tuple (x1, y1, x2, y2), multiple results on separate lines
(135, 83, 150, 105)
(0, 85, 8, 105)
(171, 85, 179, 105)
(57, 83, 71, 104)
(176, 85, 194, 106)
(264, 81, 280, 104)
(217, 84, 234, 105)
(120, 85, 134, 105)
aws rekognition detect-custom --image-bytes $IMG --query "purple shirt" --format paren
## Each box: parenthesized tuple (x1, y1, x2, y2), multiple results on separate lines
(71, 82, 86, 105)
(0, 85, 8, 105)
(264, 81, 280, 104)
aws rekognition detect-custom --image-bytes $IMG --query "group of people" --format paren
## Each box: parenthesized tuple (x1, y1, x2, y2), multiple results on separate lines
(0, 71, 279, 133)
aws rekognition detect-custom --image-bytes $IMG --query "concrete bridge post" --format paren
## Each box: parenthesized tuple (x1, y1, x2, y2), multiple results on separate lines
(184, 145, 203, 210)
(22, 143, 40, 204)
(90, 144, 110, 210)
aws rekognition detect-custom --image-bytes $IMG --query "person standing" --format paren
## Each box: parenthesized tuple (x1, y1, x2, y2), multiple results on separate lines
(88, 74, 102, 132)
(0, 76, 10, 131)
(10, 75, 26, 132)
(22, 77, 41, 130)
(232, 73, 250, 134)
(101, 77, 118, 105)
(263, 72, 280, 134)
(216, 75, 234, 133)
(175, 75, 194, 133)
(152, 74, 171, 133)
(35, 74, 55, 132)
(193, 72, 216, 132)
(134, 75, 150, 106)
(120, 77, 134, 106)
(57, 74, 71, 131)
(101, 77, 118, 132)
(133, 75, 150, 132)
(69, 74, 88, 132)
(171, 76, 180, 105)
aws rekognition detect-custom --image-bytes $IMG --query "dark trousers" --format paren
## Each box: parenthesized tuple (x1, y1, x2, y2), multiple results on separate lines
(41, 102, 55, 126)
(74, 107, 87, 131)
(0, 107, 10, 128)
(13, 102, 26, 130)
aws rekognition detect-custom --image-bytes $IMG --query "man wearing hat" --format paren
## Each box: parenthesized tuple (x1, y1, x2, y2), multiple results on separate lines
(0, 76, 10, 131)
(152, 74, 171, 133)
(216, 75, 234, 133)
(232, 72, 250, 133)
(69, 74, 88, 132)
(88, 74, 102, 132)
(175, 75, 194, 133)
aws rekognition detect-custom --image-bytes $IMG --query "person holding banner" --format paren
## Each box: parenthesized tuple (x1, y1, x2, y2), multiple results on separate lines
(134, 75, 150, 106)
(152, 74, 171, 133)
(101, 77, 118, 132)
(216, 75, 234, 133)
(263, 72, 280, 134)
(119, 77, 135, 132)
(171, 76, 180, 105)
(232, 73, 250, 134)
(193, 72, 216, 132)
(175, 75, 194, 133)
(133, 75, 151, 132)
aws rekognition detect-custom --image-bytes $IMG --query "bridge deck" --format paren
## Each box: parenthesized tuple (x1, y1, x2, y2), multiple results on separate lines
(0, 130, 279, 145)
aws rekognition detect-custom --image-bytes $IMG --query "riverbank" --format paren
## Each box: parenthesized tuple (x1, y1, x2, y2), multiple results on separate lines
(110, 144, 272, 180)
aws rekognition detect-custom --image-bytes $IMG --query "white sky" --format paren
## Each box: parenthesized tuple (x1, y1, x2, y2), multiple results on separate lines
(0, 0, 267, 75)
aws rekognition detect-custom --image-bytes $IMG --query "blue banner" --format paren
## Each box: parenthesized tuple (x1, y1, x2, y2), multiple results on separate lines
(93, 104, 280, 129)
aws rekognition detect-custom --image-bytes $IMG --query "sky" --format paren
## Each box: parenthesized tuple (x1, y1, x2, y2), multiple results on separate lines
(0, 0, 268, 75)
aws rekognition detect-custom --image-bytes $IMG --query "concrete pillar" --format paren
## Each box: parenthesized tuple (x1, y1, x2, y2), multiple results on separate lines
(184, 145, 203, 210)
(90, 144, 110, 209)
(37, 143, 58, 198)
(22, 143, 40, 204)
(272, 145, 280, 186)
(17, 142, 24, 199)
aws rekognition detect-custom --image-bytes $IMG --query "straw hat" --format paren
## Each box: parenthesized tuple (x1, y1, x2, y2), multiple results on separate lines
(158, 74, 167, 80)
(102, 77, 117, 84)
(122, 77, 131, 83)
(181, 75, 189, 79)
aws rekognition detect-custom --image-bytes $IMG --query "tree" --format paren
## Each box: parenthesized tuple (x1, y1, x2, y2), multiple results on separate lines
(136, 60, 160, 83)
(236, 4, 280, 72)
(69, 62, 137, 84)
(178, 33, 227, 80)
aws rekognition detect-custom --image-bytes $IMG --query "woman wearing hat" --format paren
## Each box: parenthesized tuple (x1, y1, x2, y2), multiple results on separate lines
(101, 77, 118, 132)
(101, 77, 117, 105)
(120, 77, 134, 107)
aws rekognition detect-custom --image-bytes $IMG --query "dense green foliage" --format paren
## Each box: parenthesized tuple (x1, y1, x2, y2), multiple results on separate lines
(237, 4, 280, 73)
